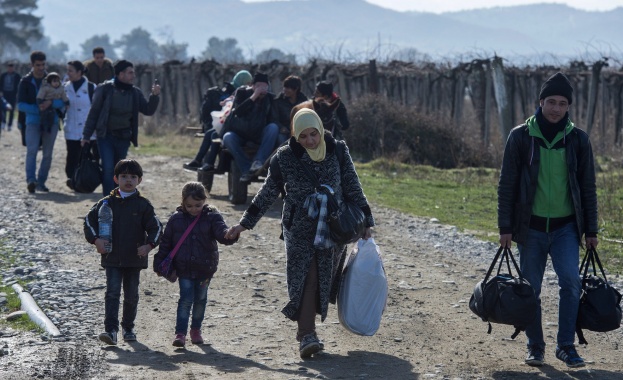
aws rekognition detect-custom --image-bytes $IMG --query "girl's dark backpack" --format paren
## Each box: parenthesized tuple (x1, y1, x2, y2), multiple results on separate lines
(576, 248, 622, 344)
(469, 246, 538, 339)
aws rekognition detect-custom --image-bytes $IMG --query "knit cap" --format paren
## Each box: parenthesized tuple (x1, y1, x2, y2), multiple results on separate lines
(114, 60, 134, 75)
(232, 70, 252, 88)
(539, 72, 573, 104)
(316, 81, 333, 97)
(253, 72, 269, 84)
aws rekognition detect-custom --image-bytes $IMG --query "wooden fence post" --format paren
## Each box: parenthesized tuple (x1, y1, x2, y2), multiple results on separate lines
(368, 59, 379, 94)
(586, 59, 608, 135)
(491, 56, 513, 141)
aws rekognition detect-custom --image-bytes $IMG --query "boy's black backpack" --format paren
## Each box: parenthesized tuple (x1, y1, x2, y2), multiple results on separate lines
(200, 82, 235, 130)
(469, 246, 538, 339)
(576, 247, 622, 344)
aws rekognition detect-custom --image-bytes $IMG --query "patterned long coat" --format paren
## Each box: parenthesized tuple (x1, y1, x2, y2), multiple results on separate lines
(240, 132, 375, 321)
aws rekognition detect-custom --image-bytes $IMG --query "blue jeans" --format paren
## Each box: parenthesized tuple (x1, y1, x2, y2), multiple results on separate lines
(25, 122, 58, 186)
(176, 277, 210, 334)
(97, 134, 131, 195)
(104, 267, 141, 333)
(222, 122, 278, 174)
(517, 222, 581, 349)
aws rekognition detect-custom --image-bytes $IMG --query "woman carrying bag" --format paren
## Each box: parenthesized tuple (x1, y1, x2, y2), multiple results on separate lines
(226, 108, 375, 359)
(64, 60, 98, 190)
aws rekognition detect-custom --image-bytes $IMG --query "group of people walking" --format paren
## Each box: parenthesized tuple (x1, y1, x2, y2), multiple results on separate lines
(3, 51, 602, 367)
(83, 108, 373, 359)
(6, 48, 160, 195)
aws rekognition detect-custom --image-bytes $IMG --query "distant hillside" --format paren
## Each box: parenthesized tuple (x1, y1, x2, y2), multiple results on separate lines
(443, 4, 623, 58)
(33, 0, 623, 62)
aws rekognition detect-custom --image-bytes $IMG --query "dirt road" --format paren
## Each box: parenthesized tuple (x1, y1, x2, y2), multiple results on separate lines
(0, 129, 621, 379)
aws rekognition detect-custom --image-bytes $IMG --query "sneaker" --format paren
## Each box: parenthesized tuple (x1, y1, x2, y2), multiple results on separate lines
(525, 345, 545, 366)
(555, 345, 585, 368)
(183, 160, 202, 171)
(122, 328, 137, 341)
(190, 328, 204, 345)
(316, 335, 325, 351)
(249, 160, 263, 173)
(27, 182, 37, 193)
(36, 184, 49, 192)
(198, 164, 215, 173)
(299, 333, 321, 359)
(172, 333, 186, 347)
(98, 331, 118, 345)
(240, 172, 253, 183)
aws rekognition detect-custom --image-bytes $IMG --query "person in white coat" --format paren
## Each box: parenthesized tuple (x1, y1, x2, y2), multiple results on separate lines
(64, 60, 97, 190)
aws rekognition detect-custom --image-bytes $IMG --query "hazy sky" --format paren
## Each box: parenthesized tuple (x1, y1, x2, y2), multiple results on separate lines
(244, 0, 623, 13)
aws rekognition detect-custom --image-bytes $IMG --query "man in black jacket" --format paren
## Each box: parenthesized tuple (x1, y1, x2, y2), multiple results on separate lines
(273, 75, 307, 144)
(1, 62, 20, 130)
(222, 72, 279, 182)
(81, 60, 160, 195)
(497, 72, 598, 368)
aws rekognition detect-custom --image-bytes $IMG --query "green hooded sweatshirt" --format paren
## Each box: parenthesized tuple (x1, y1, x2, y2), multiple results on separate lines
(527, 115, 575, 231)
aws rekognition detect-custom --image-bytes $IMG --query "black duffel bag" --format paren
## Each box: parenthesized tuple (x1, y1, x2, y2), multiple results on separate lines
(469, 246, 538, 339)
(72, 145, 101, 193)
(576, 247, 622, 344)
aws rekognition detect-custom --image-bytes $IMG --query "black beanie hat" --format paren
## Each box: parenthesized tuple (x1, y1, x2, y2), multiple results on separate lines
(253, 72, 269, 84)
(114, 59, 134, 75)
(539, 72, 573, 104)
(316, 81, 333, 97)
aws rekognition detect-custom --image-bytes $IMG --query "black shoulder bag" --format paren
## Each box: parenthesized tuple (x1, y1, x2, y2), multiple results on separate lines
(294, 145, 365, 245)
(72, 145, 102, 193)
(576, 247, 622, 344)
(469, 246, 538, 339)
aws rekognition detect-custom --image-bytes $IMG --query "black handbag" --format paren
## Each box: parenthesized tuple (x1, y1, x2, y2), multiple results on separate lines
(469, 246, 538, 339)
(576, 248, 622, 344)
(295, 150, 365, 245)
(72, 145, 101, 193)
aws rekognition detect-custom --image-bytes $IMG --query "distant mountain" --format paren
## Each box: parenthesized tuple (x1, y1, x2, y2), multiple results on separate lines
(33, 0, 623, 62)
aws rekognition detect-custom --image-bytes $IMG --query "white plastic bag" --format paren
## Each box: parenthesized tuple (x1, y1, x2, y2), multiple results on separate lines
(337, 238, 388, 336)
(211, 98, 233, 135)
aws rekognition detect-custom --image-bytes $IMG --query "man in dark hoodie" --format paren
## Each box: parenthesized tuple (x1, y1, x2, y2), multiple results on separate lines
(497, 72, 598, 369)
(81, 60, 160, 196)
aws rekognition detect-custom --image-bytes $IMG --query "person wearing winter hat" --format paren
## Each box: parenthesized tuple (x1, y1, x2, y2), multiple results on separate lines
(313, 80, 350, 140)
(498, 71, 597, 369)
(222, 72, 280, 182)
(225, 108, 374, 359)
(184, 70, 255, 172)
(232, 70, 252, 89)
(81, 59, 161, 195)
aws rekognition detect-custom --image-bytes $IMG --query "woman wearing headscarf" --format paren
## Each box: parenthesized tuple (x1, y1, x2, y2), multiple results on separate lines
(64, 60, 97, 190)
(226, 108, 374, 358)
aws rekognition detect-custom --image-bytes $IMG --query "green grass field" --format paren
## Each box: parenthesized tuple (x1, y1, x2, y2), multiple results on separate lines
(356, 158, 623, 274)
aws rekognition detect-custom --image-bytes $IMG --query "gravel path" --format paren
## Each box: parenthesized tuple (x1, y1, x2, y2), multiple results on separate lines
(0, 129, 621, 379)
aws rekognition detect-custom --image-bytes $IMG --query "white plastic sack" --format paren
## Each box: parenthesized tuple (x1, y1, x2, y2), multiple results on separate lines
(337, 238, 388, 336)
(211, 99, 233, 135)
